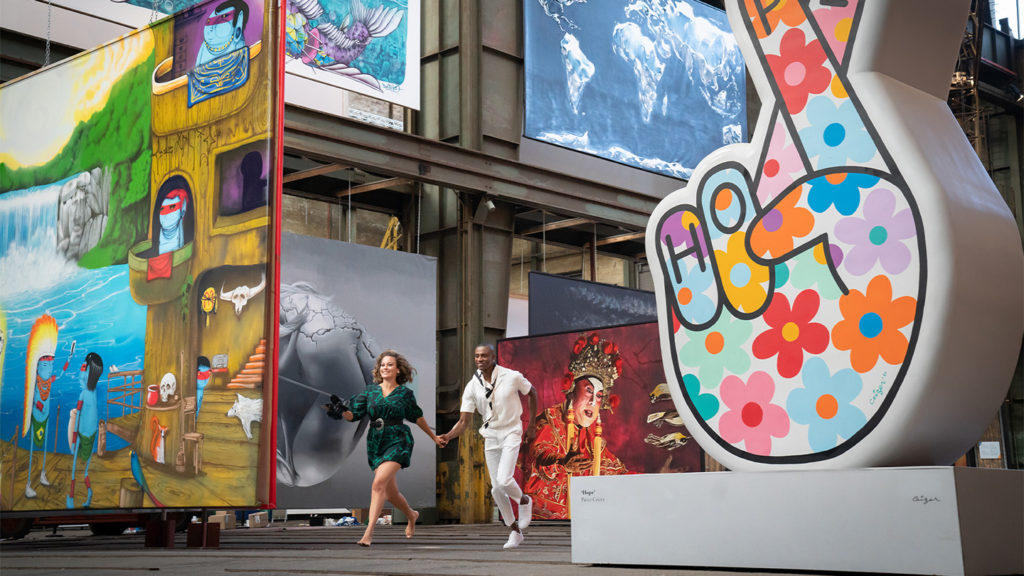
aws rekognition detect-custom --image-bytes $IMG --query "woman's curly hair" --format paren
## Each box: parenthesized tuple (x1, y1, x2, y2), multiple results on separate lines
(373, 349, 416, 385)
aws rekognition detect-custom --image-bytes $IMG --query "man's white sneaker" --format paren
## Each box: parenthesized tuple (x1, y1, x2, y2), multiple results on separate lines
(40, 470, 50, 487)
(518, 495, 533, 529)
(503, 530, 524, 549)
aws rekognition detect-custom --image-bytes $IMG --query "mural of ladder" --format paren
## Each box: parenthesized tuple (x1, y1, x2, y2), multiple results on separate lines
(227, 339, 266, 389)
(104, 370, 144, 442)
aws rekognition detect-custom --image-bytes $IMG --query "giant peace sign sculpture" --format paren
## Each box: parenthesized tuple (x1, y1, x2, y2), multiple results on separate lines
(648, 0, 1023, 470)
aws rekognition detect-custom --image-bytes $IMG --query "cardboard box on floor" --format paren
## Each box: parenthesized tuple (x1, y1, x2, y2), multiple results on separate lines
(209, 512, 235, 530)
(248, 511, 269, 528)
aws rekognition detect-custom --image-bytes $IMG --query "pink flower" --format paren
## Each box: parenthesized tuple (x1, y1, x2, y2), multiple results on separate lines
(718, 371, 790, 456)
(757, 118, 806, 205)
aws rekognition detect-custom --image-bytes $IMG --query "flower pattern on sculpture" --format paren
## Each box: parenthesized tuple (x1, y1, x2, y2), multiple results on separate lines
(786, 357, 866, 451)
(806, 171, 880, 216)
(800, 98, 877, 168)
(751, 290, 829, 379)
(716, 232, 770, 313)
(746, 0, 808, 39)
(765, 28, 831, 115)
(651, 0, 928, 465)
(749, 185, 814, 259)
(789, 244, 843, 300)
(680, 313, 753, 389)
(835, 187, 917, 276)
(757, 119, 807, 205)
(719, 371, 790, 456)
(832, 275, 916, 373)
(683, 373, 719, 420)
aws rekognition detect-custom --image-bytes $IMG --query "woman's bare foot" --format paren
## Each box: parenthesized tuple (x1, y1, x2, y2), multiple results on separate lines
(356, 539, 371, 547)
(405, 510, 419, 538)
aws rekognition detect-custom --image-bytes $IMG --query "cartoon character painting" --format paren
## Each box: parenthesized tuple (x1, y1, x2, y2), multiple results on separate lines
(66, 352, 104, 508)
(196, 355, 212, 414)
(189, 0, 253, 105)
(23, 314, 71, 499)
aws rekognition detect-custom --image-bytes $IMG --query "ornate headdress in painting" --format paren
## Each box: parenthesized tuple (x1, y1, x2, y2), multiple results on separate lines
(565, 331, 622, 411)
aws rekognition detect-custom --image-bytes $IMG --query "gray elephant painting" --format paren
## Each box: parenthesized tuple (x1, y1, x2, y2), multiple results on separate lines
(278, 282, 379, 487)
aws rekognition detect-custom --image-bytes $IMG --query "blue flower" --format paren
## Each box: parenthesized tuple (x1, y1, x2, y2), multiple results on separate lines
(806, 172, 880, 216)
(800, 97, 878, 169)
(786, 357, 866, 452)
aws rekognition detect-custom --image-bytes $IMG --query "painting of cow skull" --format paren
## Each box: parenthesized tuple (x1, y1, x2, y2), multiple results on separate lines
(220, 272, 267, 316)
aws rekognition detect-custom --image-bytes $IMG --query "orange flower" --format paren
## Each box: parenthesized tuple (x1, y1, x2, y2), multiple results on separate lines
(749, 185, 814, 259)
(715, 232, 770, 314)
(831, 275, 917, 373)
(745, 0, 807, 39)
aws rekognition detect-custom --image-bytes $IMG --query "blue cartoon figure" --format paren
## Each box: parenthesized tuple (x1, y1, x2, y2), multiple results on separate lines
(196, 355, 212, 415)
(196, 0, 249, 66)
(158, 188, 188, 255)
(23, 314, 71, 499)
(66, 352, 104, 508)
(189, 0, 252, 106)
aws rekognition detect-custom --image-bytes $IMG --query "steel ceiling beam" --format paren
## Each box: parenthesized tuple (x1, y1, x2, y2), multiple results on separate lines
(518, 217, 590, 235)
(335, 177, 412, 197)
(283, 105, 660, 229)
(281, 162, 348, 183)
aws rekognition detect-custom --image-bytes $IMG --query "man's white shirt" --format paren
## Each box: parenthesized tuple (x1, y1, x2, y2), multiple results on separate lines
(460, 364, 533, 440)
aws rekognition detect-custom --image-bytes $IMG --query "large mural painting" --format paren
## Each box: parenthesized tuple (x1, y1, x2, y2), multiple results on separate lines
(647, 0, 1024, 470)
(277, 233, 437, 508)
(524, 0, 746, 179)
(499, 323, 702, 520)
(0, 0, 282, 511)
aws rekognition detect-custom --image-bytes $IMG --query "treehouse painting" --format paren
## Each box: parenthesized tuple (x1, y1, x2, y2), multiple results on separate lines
(0, 0, 281, 512)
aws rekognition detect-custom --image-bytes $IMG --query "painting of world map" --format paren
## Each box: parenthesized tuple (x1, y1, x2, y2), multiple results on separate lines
(524, 0, 746, 179)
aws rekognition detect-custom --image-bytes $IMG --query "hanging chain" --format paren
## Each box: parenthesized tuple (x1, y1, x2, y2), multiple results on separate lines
(151, 0, 159, 24)
(541, 210, 547, 272)
(44, 0, 53, 66)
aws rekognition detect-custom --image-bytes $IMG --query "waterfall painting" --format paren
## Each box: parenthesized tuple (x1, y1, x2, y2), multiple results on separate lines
(0, 0, 282, 512)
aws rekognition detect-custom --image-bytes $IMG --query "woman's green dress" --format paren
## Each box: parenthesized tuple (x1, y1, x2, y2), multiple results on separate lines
(349, 384, 424, 469)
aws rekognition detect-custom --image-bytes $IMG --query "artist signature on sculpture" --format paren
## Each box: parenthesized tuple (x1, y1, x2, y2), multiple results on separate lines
(912, 495, 941, 505)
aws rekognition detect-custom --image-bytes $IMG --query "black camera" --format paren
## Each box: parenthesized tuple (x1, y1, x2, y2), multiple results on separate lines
(323, 394, 350, 420)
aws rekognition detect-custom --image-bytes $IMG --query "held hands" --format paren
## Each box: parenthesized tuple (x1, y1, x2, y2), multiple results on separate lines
(434, 433, 448, 448)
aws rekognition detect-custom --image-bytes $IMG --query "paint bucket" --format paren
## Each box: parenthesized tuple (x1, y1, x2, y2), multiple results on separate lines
(147, 384, 159, 406)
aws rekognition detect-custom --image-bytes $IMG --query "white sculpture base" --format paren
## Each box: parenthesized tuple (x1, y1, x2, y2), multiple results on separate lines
(571, 467, 1023, 576)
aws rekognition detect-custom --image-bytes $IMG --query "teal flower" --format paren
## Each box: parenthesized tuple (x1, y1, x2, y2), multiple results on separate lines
(789, 244, 843, 300)
(679, 313, 752, 389)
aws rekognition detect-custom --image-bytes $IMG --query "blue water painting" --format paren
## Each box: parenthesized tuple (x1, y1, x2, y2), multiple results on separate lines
(525, 0, 746, 179)
(1, 182, 147, 456)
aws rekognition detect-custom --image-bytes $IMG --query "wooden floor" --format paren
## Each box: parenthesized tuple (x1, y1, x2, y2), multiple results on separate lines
(1, 386, 260, 511)
(0, 520, 847, 576)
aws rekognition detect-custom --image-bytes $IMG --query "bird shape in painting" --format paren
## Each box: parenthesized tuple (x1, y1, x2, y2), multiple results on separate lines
(285, 0, 404, 91)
